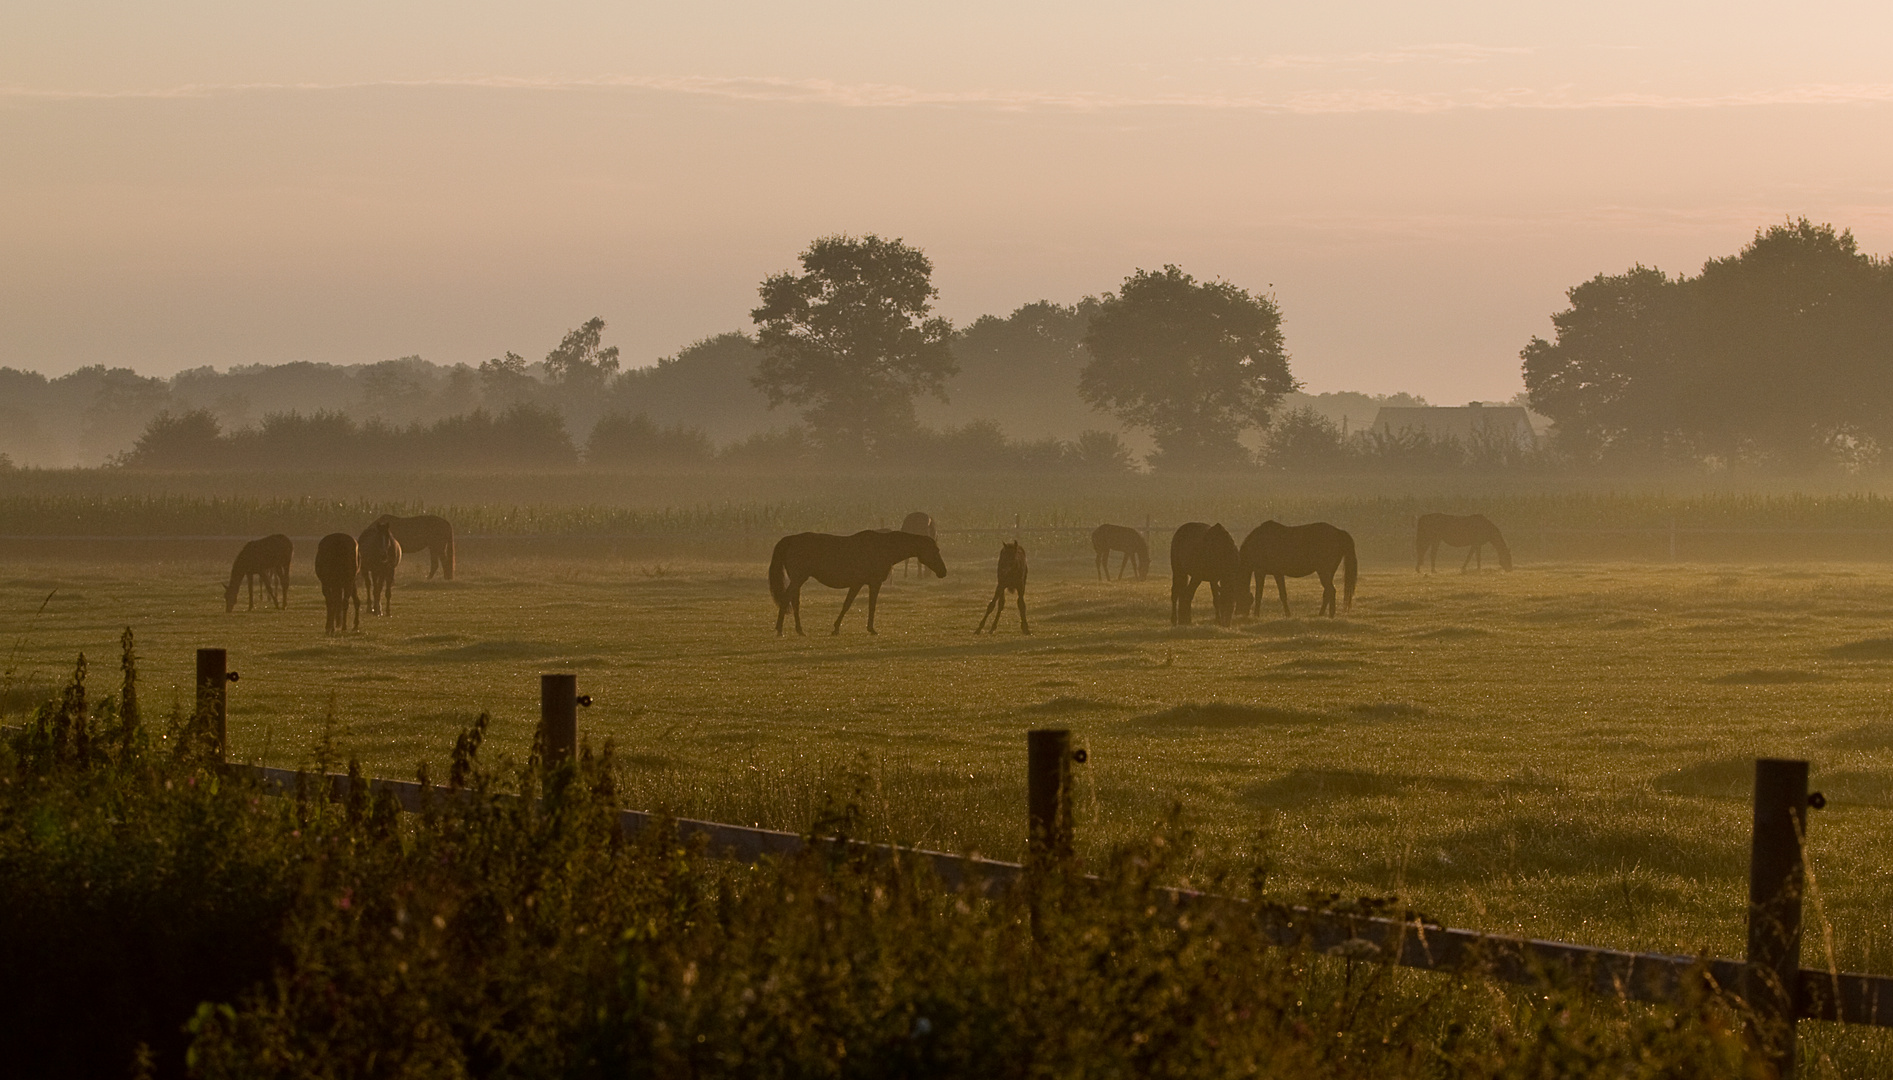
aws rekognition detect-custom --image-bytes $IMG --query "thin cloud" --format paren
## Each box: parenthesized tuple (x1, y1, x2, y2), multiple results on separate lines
(4, 73, 1893, 113)
(1209, 43, 1537, 69)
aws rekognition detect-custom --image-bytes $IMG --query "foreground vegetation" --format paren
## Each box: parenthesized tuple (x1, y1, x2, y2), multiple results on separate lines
(0, 664, 1775, 1079)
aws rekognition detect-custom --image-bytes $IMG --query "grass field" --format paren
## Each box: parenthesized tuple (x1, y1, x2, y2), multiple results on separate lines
(9, 535, 1893, 989)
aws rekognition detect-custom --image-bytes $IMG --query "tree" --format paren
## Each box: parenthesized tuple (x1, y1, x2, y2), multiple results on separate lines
(1523, 219, 1893, 467)
(543, 318, 620, 386)
(479, 352, 536, 408)
(751, 235, 956, 454)
(1261, 406, 1350, 471)
(1080, 266, 1296, 469)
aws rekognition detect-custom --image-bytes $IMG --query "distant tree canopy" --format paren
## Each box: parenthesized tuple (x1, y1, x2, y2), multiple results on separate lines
(1523, 219, 1893, 466)
(1080, 266, 1296, 470)
(751, 235, 957, 455)
(543, 318, 621, 387)
(117, 405, 578, 471)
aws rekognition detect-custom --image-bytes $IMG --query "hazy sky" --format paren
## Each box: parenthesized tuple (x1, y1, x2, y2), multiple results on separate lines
(4, 2, 1892, 402)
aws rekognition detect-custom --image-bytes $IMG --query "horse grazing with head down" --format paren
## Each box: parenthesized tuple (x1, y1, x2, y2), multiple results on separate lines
(375, 514, 455, 580)
(226, 533, 292, 612)
(1239, 520, 1357, 618)
(770, 529, 947, 635)
(1169, 522, 1242, 626)
(1091, 523, 1149, 580)
(976, 542, 1029, 634)
(1416, 513, 1512, 573)
(357, 520, 402, 617)
(315, 532, 361, 635)
(898, 511, 936, 577)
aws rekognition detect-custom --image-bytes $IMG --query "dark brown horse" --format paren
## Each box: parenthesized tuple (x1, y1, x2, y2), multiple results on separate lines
(976, 541, 1029, 634)
(357, 520, 402, 617)
(770, 530, 947, 635)
(376, 514, 455, 579)
(315, 532, 361, 635)
(225, 533, 292, 612)
(1169, 522, 1242, 626)
(1416, 512, 1512, 572)
(1091, 523, 1149, 580)
(898, 511, 935, 577)
(1239, 521, 1357, 618)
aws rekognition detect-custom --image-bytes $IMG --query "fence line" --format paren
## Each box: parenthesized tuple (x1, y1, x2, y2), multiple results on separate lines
(173, 652, 1893, 1075)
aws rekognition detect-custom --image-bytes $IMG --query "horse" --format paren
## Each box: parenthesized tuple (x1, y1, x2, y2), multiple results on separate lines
(315, 532, 361, 635)
(357, 520, 403, 617)
(1091, 523, 1150, 581)
(976, 542, 1030, 634)
(898, 511, 936, 577)
(770, 530, 946, 635)
(375, 514, 455, 580)
(1169, 522, 1242, 626)
(1239, 521, 1357, 618)
(1416, 512, 1512, 572)
(225, 533, 292, 612)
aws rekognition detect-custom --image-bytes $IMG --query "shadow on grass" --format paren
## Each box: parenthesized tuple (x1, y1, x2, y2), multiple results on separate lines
(1825, 638, 1893, 661)
(1024, 696, 1132, 715)
(1707, 669, 1826, 685)
(1129, 703, 1329, 729)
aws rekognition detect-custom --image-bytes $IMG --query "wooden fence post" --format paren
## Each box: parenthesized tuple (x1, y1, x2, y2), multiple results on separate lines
(195, 648, 233, 762)
(1028, 729, 1075, 861)
(540, 674, 578, 766)
(1746, 757, 1809, 1077)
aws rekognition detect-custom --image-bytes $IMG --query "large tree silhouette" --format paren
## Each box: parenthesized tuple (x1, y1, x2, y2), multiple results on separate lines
(1524, 219, 1893, 466)
(751, 235, 956, 454)
(1080, 266, 1295, 469)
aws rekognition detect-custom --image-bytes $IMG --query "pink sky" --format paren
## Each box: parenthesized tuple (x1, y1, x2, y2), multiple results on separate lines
(4, 2, 1891, 402)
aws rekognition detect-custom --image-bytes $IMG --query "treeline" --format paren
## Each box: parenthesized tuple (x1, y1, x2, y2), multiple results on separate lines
(115, 405, 1144, 473)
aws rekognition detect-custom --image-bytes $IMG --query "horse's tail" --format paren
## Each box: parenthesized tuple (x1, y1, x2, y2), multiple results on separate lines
(442, 533, 456, 581)
(1414, 518, 1429, 571)
(1489, 525, 1513, 571)
(1342, 532, 1358, 611)
(768, 539, 791, 609)
(1135, 539, 1150, 579)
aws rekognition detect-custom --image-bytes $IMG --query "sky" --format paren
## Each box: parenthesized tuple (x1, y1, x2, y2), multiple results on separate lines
(3, 2, 1892, 403)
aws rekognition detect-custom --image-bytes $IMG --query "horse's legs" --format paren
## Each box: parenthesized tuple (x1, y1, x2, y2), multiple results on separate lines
(978, 585, 1003, 632)
(1017, 584, 1029, 634)
(1274, 574, 1291, 617)
(1318, 570, 1336, 617)
(866, 582, 880, 634)
(1462, 544, 1477, 572)
(1118, 551, 1132, 580)
(833, 585, 863, 634)
(791, 578, 805, 635)
(1179, 577, 1202, 624)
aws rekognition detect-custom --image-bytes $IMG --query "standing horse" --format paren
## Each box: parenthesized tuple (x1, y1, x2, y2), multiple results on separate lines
(225, 533, 292, 612)
(976, 542, 1030, 634)
(1416, 513, 1512, 572)
(898, 511, 936, 577)
(315, 532, 361, 635)
(770, 530, 947, 635)
(376, 514, 455, 580)
(357, 520, 402, 617)
(1239, 521, 1357, 618)
(1169, 522, 1242, 626)
(1091, 523, 1150, 581)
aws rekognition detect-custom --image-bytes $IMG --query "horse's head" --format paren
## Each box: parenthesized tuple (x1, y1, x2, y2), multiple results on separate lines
(917, 536, 947, 579)
(223, 579, 240, 612)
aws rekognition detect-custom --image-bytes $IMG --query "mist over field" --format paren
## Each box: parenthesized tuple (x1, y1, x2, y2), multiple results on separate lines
(8, 4, 1893, 1077)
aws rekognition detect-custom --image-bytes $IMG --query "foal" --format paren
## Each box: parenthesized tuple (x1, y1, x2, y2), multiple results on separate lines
(976, 541, 1030, 634)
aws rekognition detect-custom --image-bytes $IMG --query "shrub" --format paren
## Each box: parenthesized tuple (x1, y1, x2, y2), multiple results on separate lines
(585, 413, 714, 467)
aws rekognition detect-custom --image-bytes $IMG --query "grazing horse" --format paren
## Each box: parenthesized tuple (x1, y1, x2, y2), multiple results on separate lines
(225, 533, 292, 612)
(357, 520, 403, 617)
(770, 530, 947, 635)
(976, 542, 1030, 634)
(1091, 523, 1150, 581)
(1416, 512, 1512, 572)
(1169, 522, 1242, 626)
(315, 532, 361, 635)
(376, 514, 455, 580)
(1239, 521, 1357, 618)
(898, 511, 936, 577)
